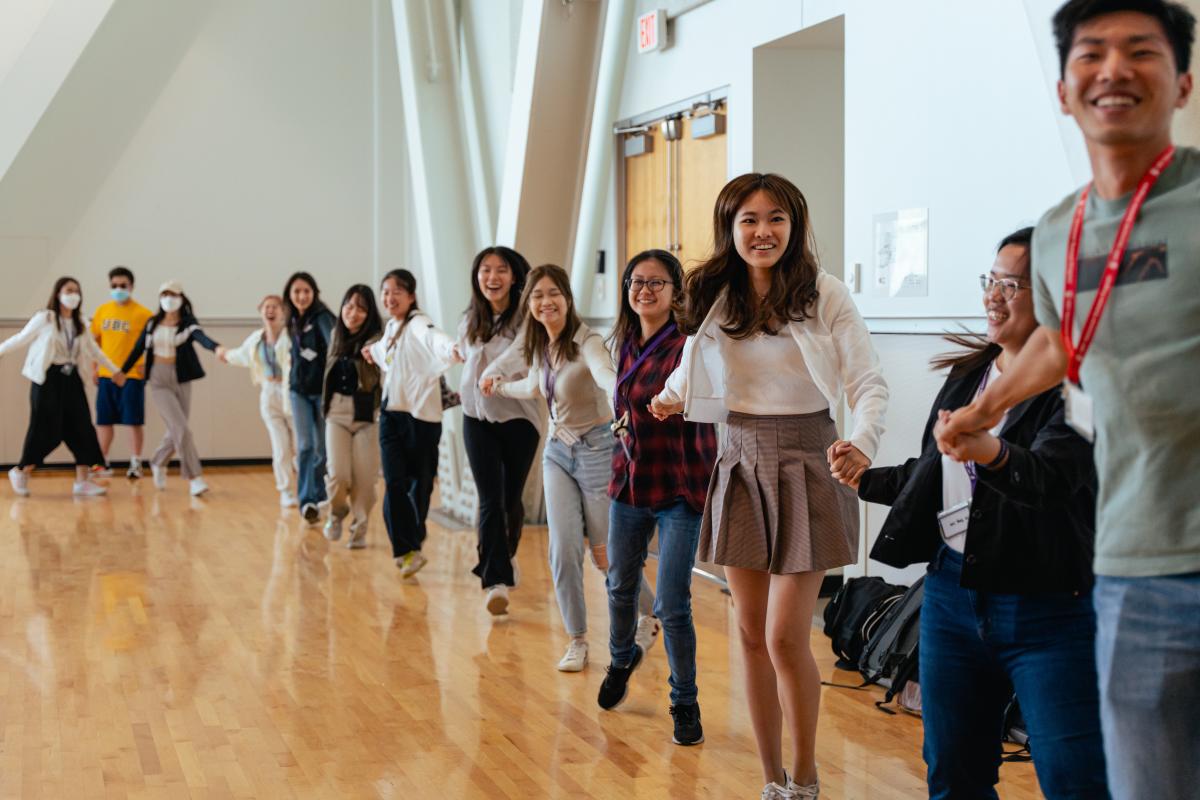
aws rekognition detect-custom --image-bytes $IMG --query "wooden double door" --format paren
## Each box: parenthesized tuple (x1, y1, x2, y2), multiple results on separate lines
(623, 112, 728, 270)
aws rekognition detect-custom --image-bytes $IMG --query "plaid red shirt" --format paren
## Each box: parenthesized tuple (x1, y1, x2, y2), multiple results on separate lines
(609, 325, 718, 513)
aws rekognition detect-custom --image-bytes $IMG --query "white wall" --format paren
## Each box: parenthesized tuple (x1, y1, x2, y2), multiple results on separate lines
(844, 0, 1080, 323)
(753, 24, 844, 280)
(0, 0, 413, 463)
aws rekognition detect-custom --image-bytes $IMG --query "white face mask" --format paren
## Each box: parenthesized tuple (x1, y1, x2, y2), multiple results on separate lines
(59, 292, 82, 310)
(160, 296, 183, 313)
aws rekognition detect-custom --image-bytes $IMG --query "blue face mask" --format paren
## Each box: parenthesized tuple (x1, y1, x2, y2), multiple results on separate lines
(110, 288, 130, 303)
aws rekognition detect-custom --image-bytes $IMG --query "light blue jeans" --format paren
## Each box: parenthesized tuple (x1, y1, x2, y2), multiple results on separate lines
(543, 424, 652, 637)
(1094, 572, 1200, 800)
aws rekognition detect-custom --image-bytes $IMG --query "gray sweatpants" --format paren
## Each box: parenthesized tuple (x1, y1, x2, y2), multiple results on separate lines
(149, 366, 202, 479)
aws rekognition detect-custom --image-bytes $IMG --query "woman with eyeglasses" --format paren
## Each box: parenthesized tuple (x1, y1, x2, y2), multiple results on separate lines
(597, 249, 718, 747)
(843, 227, 1108, 799)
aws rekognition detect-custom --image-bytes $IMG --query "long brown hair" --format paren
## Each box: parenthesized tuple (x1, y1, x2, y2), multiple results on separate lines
(930, 227, 1034, 377)
(464, 246, 531, 344)
(46, 276, 84, 336)
(606, 249, 685, 356)
(682, 173, 821, 338)
(517, 264, 582, 366)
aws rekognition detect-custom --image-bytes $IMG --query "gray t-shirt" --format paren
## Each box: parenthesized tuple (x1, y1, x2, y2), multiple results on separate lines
(1032, 146, 1200, 578)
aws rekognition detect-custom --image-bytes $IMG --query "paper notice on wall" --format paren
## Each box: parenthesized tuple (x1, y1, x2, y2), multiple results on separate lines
(872, 209, 929, 298)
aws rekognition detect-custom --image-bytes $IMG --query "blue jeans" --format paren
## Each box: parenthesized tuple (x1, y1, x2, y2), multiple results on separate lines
(1094, 572, 1200, 800)
(921, 547, 1109, 800)
(542, 425, 652, 637)
(607, 498, 701, 705)
(290, 391, 327, 507)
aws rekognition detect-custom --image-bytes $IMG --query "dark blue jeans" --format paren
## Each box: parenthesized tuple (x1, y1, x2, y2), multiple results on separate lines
(921, 546, 1109, 800)
(290, 391, 326, 507)
(607, 498, 700, 705)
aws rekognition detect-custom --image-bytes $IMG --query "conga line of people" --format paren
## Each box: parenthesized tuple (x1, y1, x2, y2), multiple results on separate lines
(3, 4, 1197, 794)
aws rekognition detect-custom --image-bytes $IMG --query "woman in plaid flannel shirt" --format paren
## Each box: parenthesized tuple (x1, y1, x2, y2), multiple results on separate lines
(595, 249, 718, 748)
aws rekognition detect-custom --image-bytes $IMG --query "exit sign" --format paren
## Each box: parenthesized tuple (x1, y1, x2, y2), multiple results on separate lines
(637, 10, 668, 54)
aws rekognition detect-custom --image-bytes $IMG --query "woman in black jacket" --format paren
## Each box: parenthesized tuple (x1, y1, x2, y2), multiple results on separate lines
(283, 271, 337, 524)
(122, 281, 221, 497)
(843, 228, 1109, 800)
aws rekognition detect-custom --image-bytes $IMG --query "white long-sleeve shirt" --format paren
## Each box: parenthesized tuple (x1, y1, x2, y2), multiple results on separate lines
(0, 310, 119, 385)
(369, 311, 457, 423)
(656, 271, 889, 460)
(494, 323, 615, 444)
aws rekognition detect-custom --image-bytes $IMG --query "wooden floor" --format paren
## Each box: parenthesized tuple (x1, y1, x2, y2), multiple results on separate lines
(0, 467, 1042, 799)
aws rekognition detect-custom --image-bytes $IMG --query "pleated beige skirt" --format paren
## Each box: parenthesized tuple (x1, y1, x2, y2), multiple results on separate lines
(699, 410, 859, 575)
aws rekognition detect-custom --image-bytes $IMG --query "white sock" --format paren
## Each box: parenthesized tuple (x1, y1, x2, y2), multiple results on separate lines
(130, 455, 141, 467)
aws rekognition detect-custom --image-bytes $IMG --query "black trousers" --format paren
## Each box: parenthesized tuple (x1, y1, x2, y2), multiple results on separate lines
(20, 366, 104, 468)
(463, 414, 541, 588)
(379, 409, 442, 557)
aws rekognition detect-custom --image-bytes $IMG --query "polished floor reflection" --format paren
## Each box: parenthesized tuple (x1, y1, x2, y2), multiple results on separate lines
(0, 467, 1041, 799)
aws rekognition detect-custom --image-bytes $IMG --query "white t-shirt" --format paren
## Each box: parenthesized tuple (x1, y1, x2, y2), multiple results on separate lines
(940, 361, 1007, 553)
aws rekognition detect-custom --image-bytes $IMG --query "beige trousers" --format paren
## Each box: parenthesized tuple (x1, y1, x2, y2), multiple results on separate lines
(323, 393, 379, 541)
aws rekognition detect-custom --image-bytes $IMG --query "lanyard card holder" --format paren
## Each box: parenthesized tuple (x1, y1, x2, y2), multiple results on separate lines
(937, 500, 971, 544)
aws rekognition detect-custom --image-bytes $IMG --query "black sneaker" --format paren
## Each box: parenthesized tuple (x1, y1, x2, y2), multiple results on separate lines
(670, 702, 704, 745)
(302, 503, 319, 524)
(597, 644, 643, 710)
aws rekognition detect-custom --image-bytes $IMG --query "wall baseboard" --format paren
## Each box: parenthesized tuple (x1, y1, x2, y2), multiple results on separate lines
(1, 457, 273, 471)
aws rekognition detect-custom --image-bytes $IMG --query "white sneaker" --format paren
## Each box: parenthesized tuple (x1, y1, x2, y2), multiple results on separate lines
(485, 585, 509, 616)
(8, 467, 29, 497)
(761, 781, 792, 800)
(189, 478, 209, 497)
(346, 523, 368, 549)
(635, 615, 661, 655)
(151, 463, 167, 490)
(279, 491, 299, 508)
(786, 772, 819, 798)
(72, 480, 107, 497)
(324, 514, 344, 542)
(557, 638, 589, 672)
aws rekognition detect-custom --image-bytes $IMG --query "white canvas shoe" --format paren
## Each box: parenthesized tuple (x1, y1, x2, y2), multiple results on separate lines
(556, 639, 589, 672)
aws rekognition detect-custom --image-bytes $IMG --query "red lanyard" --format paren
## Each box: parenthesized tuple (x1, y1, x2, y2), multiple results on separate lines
(1062, 145, 1174, 384)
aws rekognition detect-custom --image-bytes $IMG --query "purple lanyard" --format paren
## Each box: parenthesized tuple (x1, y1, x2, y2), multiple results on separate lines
(964, 364, 995, 492)
(542, 345, 559, 418)
(613, 322, 675, 415)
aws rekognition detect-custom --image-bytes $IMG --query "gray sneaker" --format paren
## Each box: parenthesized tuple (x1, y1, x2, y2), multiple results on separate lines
(346, 522, 367, 549)
(323, 514, 344, 542)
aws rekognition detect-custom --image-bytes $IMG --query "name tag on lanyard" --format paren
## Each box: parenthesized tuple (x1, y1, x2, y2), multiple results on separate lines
(1060, 145, 1174, 443)
(937, 501, 970, 544)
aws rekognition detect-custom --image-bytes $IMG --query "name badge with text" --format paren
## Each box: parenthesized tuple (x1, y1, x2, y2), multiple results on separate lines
(937, 501, 971, 544)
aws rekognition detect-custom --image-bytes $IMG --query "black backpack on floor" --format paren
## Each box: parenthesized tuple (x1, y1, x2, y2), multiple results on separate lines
(822, 576, 907, 670)
(857, 576, 925, 713)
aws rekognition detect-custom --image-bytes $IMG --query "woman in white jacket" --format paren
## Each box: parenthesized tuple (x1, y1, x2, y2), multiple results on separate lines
(651, 174, 888, 799)
(218, 294, 296, 508)
(362, 269, 460, 578)
(1, 277, 127, 497)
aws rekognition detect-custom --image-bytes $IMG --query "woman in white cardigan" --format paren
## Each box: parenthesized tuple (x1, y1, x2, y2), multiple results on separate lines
(1, 277, 127, 497)
(652, 174, 888, 799)
(219, 294, 296, 508)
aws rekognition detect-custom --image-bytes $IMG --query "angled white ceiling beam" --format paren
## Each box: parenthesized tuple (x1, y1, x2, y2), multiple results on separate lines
(390, 0, 483, 329)
(0, 0, 116, 184)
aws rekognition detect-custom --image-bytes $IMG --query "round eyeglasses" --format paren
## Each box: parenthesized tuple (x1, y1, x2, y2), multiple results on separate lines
(979, 274, 1029, 300)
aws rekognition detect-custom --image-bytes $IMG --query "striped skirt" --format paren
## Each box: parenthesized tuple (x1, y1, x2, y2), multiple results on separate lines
(699, 410, 859, 575)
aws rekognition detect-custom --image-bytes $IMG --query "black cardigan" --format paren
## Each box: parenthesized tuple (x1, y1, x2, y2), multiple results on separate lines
(859, 355, 1097, 594)
(122, 316, 220, 384)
